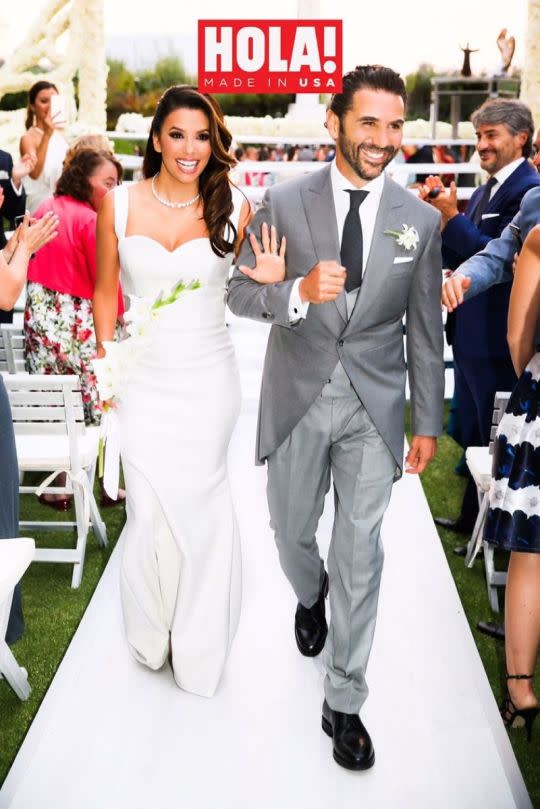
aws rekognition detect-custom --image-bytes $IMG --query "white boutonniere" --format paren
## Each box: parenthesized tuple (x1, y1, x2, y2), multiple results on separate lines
(384, 224, 420, 251)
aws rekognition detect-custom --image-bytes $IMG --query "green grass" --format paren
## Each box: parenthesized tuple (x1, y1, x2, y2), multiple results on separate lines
(1, 413, 539, 805)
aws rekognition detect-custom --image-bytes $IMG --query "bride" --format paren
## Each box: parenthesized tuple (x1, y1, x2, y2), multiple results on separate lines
(93, 86, 282, 697)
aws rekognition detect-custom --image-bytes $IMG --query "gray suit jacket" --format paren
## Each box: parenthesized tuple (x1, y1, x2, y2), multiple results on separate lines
(227, 165, 444, 475)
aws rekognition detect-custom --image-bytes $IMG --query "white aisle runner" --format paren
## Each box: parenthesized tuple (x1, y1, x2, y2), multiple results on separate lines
(0, 317, 531, 809)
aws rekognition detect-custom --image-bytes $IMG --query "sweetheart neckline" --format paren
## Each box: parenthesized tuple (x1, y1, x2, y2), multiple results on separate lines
(119, 235, 209, 255)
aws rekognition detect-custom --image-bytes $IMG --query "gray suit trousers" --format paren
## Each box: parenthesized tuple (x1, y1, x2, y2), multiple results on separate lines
(267, 362, 396, 713)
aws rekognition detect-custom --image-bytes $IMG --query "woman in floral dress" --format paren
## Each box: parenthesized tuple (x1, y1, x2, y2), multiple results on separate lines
(24, 148, 124, 506)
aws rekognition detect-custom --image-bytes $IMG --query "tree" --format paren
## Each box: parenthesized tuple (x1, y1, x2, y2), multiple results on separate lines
(137, 56, 194, 94)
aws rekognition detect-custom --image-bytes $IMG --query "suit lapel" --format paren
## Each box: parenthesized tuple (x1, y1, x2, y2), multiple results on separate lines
(346, 176, 405, 327)
(300, 166, 347, 324)
(484, 160, 532, 216)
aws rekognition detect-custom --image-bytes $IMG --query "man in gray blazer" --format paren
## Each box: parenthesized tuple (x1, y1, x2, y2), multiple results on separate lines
(228, 65, 444, 770)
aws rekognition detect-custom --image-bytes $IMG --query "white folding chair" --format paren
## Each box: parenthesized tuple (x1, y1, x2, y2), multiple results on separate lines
(0, 538, 35, 700)
(0, 324, 26, 374)
(464, 391, 511, 612)
(4, 374, 107, 589)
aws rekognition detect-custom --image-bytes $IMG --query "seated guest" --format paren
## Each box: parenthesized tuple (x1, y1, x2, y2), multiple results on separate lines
(0, 149, 36, 323)
(24, 148, 125, 508)
(422, 99, 540, 549)
(20, 80, 69, 213)
(1, 212, 58, 643)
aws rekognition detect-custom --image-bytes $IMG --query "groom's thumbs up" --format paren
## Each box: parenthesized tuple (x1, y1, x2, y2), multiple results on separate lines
(299, 261, 346, 304)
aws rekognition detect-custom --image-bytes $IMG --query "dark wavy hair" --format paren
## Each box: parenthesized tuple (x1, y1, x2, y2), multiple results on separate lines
(329, 65, 407, 123)
(25, 80, 58, 130)
(55, 148, 123, 204)
(143, 85, 237, 257)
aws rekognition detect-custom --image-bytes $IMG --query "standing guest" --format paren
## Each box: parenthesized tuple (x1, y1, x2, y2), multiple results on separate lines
(298, 144, 315, 161)
(482, 225, 540, 740)
(229, 64, 444, 769)
(421, 99, 540, 548)
(0, 213, 59, 643)
(24, 148, 124, 508)
(0, 149, 36, 323)
(20, 81, 69, 213)
(286, 145, 299, 161)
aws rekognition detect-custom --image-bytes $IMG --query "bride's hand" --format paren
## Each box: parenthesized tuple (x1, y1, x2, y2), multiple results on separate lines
(238, 222, 286, 284)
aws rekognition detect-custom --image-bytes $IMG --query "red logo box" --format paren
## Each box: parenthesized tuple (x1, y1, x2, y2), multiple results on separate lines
(198, 20, 342, 94)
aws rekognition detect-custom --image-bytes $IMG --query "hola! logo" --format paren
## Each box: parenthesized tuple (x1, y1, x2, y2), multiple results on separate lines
(198, 20, 342, 93)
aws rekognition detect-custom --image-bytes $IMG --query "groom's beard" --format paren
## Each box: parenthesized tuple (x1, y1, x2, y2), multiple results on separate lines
(338, 130, 397, 182)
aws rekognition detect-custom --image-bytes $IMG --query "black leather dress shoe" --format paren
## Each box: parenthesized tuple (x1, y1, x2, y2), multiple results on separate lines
(295, 571, 329, 657)
(477, 620, 505, 640)
(434, 515, 475, 535)
(322, 700, 375, 770)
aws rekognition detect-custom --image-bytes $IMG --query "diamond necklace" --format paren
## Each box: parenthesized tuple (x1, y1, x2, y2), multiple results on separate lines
(151, 174, 200, 209)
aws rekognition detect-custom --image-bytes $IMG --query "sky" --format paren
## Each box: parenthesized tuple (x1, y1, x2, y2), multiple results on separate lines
(2, 0, 529, 79)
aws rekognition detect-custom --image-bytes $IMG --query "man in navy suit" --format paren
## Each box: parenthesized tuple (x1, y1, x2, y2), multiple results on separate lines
(421, 99, 540, 542)
(0, 149, 35, 324)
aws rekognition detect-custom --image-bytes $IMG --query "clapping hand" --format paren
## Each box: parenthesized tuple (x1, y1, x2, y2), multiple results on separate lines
(418, 176, 458, 228)
(238, 222, 286, 284)
(11, 153, 37, 185)
(12, 211, 59, 257)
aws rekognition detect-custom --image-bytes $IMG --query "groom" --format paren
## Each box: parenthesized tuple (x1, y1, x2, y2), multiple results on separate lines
(228, 65, 444, 769)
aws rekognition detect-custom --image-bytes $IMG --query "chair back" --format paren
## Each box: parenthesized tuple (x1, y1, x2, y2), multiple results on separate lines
(0, 325, 26, 374)
(4, 374, 86, 471)
(489, 392, 511, 454)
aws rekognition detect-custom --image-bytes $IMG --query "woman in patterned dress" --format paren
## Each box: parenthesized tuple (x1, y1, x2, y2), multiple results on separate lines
(484, 224, 540, 739)
(1, 212, 58, 641)
(24, 148, 124, 508)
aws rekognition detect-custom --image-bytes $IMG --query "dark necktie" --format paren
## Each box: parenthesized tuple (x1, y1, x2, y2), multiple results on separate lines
(341, 189, 369, 293)
(471, 176, 497, 226)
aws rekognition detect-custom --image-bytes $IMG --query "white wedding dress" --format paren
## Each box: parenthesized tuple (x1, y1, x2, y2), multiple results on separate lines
(113, 183, 243, 697)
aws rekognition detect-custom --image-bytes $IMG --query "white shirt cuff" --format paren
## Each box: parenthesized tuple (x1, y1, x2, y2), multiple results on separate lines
(10, 179, 23, 196)
(288, 278, 309, 322)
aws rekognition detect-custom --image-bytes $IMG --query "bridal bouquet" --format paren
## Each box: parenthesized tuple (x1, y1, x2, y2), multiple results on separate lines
(93, 278, 200, 496)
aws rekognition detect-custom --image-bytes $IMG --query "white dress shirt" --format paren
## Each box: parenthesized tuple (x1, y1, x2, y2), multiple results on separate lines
(288, 161, 386, 320)
(489, 156, 525, 201)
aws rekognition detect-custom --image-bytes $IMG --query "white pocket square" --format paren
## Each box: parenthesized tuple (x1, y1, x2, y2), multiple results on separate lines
(0, 170, 9, 180)
(393, 256, 413, 264)
(481, 212, 499, 219)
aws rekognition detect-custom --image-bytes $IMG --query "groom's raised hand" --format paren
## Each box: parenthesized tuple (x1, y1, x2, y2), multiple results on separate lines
(299, 261, 346, 304)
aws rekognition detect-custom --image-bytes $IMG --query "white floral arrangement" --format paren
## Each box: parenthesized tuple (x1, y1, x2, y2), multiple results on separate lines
(93, 278, 200, 497)
(225, 115, 329, 140)
(0, 0, 107, 134)
(384, 224, 420, 251)
(115, 113, 152, 134)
